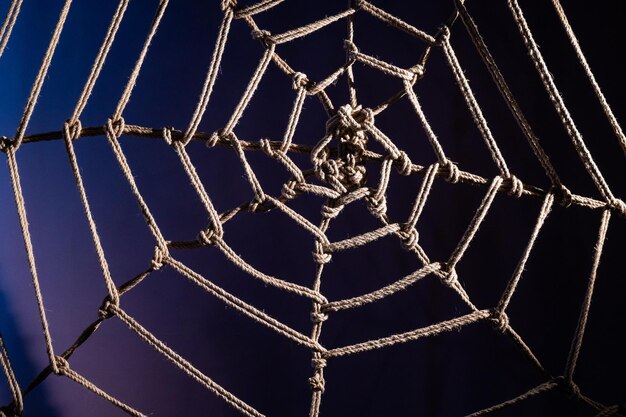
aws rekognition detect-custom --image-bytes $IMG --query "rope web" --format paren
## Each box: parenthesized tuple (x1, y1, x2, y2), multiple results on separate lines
(0, 0, 625, 415)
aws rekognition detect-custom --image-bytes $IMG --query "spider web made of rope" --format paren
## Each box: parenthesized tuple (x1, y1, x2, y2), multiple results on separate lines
(0, 0, 624, 416)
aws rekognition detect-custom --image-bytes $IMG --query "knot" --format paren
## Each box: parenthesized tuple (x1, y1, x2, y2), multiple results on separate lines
(442, 268, 458, 286)
(553, 184, 573, 208)
(197, 228, 220, 246)
(321, 203, 343, 220)
(312, 250, 332, 265)
(162, 127, 174, 145)
(610, 198, 626, 217)
(555, 376, 581, 399)
(367, 195, 387, 217)
(252, 29, 275, 48)
(0, 136, 11, 153)
(311, 357, 327, 371)
(221, 0, 236, 12)
(53, 356, 70, 375)
(317, 159, 340, 183)
(281, 180, 299, 200)
(436, 25, 451, 45)
(259, 138, 278, 158)
(247, 195, 268, 213)
(308, 373, 326, 393)
(310, 311, 329, 324)
(309, 357, 327, 393)
(395, 151, 413, 176)
(206, 130, 223, 148)
(344, 39, 359, 60)
(151, 247, 165, 271)
(292, 72, 309, 90)
(443, 159, 460, 183)
(489, 309, 509, 332)
(399, 226, 419, 250)
(506, 175, 524, 198)
(409, 64, 425, 83)
(106, 117, 126, 138)
(98, 296, 117, 320)
(64, 119, 82, 141)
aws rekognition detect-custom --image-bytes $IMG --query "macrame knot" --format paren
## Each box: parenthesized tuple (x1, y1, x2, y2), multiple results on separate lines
(64, 119, 82, 141)
(106, 117, 126, 138)
(400, 225, 419, 250)
(506, 175, 524, 198)
(555, 376, 581, 399)
(259, 138, 278, 158)
(151, 247, 166, 271)
(313, 249, 332, 265)
(54, 356, 69, 375)
(310, 311, 329, 324)
(321, 203, 343, 220)
(206, 130, 223, 148)
(292, 72, 309, 91)
(443, 159, 460, 184)
(0, 136, 11, 154)
(395, 151, 413, 176)
(220, 0, 236, 12)
(344, 39, 359, 60)
(248, 195, 268, 213)
(309, 357, 327, 393)
(610, 198, 626, 218)
(309, 373, 326, 393)
(409, 64, 425, 83)
(436, 25, 451, 45)
(311, 357, 327, 371)
(553, 184, 573, 208)
(442, 267, 458, 286)
(98, 296, 117, 320)
(252, 29, 275, 47)
(197, 228, 220, 246)
(367, 195, 387, 217)
(489, 309, 509, 333)
(162, 127, 174, 145)
(281, 180, 299, 200)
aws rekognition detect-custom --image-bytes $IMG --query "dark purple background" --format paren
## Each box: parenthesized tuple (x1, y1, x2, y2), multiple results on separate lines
(0, 1, 625, 416)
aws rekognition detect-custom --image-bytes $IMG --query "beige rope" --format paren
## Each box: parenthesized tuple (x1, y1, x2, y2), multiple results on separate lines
(2, 1, 623, 416)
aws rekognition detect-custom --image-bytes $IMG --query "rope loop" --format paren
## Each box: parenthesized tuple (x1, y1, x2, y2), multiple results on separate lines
(506, 175, 524, 198)
(259, 138, 278, 158)
(292, 72, 309, 91)
(98, 296, 116, 320)
(443, 159, 460, 183)
(106, 117, 126, 138)
(442, 267, 458, 287)
(310, 311, 329, 324)
(281, 180, 299, 200)
(610, 198, 626, 218)
(151, 246, 166, 271)
(395, 150, 413, 176)
(64, 119, 82, 141)
(489, 308, 510, 333)
(399, 225, 419, 250)
(252, 29, 275, 48)
(197, 228, 220, 246)
(53, 356, 70, 375)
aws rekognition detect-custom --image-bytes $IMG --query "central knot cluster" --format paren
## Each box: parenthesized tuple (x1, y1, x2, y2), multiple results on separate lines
(313, 104, 374, 191)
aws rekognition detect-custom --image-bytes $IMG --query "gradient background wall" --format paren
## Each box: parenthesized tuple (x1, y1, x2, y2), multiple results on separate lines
(0, 1, 625, 416)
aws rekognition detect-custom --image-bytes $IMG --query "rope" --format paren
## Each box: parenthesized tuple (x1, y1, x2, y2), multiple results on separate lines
(0, 1, 623, 416)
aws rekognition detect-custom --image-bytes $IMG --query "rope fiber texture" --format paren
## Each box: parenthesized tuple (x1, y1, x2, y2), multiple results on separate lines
(0, 0, 624, 416)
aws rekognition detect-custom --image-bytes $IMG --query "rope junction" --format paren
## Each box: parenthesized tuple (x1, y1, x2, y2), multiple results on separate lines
(0, 0, 624, 416)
